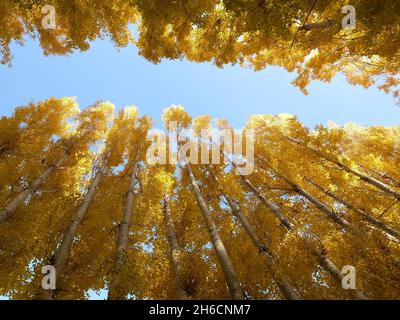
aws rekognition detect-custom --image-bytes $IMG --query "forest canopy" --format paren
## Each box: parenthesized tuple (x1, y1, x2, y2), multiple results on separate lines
(1, 1, 400, 96)
(0, 98, 399, 300)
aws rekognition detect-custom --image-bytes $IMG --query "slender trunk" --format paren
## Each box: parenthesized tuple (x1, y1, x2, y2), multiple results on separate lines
(313, 250, 368, 300)
(223, 193, 299, 300)
(271, 169, 356, 233)
(0, 151, 68, 223)
(208, 169, 299, 299)
(240, 175, 294, 231)
(237, 171, 368, 299)
(222, 153, 293, 230)
(306, 178, 400, 241)
(356, 163, 400, 188)
(225, 195, 270, 253)
(162, 195, 189, 300)
(284, 136, 400, 201)
(186, 162, 244, 300)
(42, 152, 110, 300)
(108, 147, 141, 300)
(223, 139, 367, 298)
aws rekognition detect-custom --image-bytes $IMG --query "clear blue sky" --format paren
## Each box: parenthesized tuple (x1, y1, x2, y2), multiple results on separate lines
(1, 36, 399, 129)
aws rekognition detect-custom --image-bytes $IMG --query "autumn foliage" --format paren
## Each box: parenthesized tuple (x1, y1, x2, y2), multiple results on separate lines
(1, 1, 400, 96)
(0, 98, 399, 300)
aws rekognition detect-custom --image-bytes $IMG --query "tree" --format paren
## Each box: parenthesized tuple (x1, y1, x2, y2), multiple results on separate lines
(1, 100, 399, 299)
(108, 109, 151, 300)
(162, 192, 189, 300)
(2, 1, 399, 96)
(162, 105, 244, 300)
(0, 97, 79, 222)
(37, 101, 115, 299)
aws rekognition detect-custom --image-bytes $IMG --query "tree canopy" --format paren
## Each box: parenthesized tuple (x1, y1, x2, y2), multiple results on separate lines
(1, 98, 399, 299)
(1, 1, 400, 96)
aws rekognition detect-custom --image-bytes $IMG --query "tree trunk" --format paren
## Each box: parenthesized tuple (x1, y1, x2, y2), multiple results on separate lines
(356, 163, 400, 188)
(0, 151, 68, 223)
(272, 170, 356, 233)
(42, 151, 110, 300)
(207, 165, 299, 299)
(223, 192, 299, 300)
(306, 178, 400, 241)
(285, 136, 400, 201)
(108, 147, 141, 300)
(313, 249, 368, 300)
(237, 166, 368, 299)
(162, 195, 189, 300)
(240, 175, 294, 231)
(186, 162, 244, 300)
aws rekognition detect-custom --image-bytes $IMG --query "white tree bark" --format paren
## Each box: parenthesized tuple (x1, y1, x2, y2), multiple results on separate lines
(306, 178, 400, 241)
(223, 192, 299, 300)
(42, 151, 110, 300)
(186, 162, 244, 300)
(163, 195, 189, 300)
(108, 147, 141, 300)
(0, 151, 68, 223)
(285, 136, 400, 201)
(240, 175, 294, 231)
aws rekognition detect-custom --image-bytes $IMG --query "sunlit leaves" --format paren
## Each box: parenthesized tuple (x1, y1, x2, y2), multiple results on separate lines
(1, 100, 399, 299)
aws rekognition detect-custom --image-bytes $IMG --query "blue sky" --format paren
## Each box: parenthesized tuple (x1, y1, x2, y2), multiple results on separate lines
(1, 36, 399, 129)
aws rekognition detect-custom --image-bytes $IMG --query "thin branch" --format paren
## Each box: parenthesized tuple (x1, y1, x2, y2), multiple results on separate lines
(379, 199, 399, 218)
(107, 224, 120, 236)
(0, 144, 9, 154)
(290, 0, 318, 52)
(300, 19, 335, 31)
